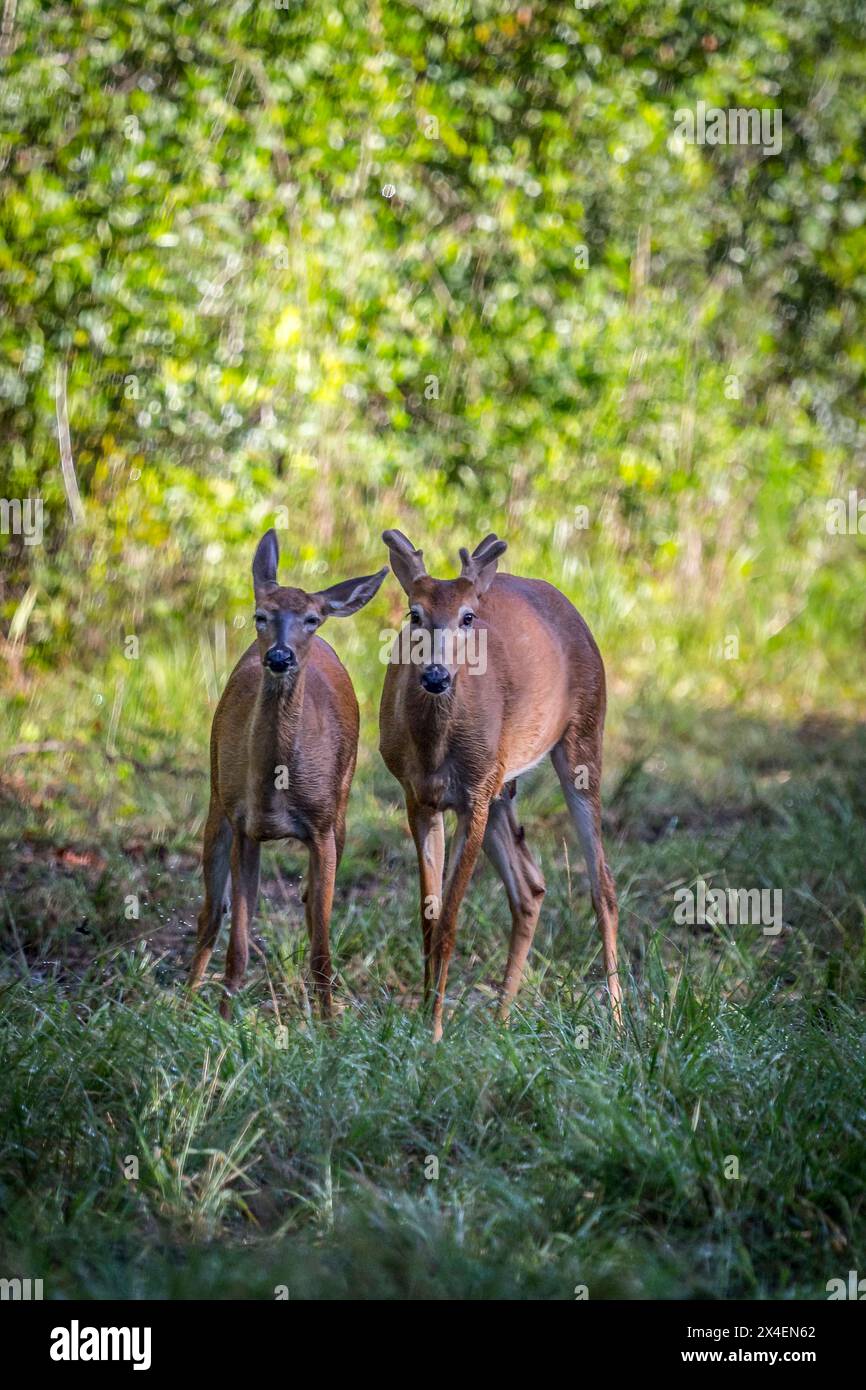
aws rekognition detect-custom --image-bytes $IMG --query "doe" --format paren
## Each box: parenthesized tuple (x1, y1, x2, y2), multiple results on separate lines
(189, 529, 387, 1018)
(379, 530, 622, 1041)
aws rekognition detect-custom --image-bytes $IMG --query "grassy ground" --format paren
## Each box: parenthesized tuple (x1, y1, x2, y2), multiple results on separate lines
(1, 656, 865, 1299)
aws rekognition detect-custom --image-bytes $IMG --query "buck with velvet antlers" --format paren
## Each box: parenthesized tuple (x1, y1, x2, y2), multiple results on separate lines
(379, 530, 622, 1041)
(189, 529, 387, 1018)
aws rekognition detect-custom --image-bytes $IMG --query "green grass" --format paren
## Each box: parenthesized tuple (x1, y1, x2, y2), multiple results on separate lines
(2, 662, 865, 1299)
(1, 961, 864, 1299)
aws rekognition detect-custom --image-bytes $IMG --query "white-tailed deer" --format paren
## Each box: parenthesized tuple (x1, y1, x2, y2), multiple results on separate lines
(379, 530, 621, 1041)
(189, 529, 387, 1019)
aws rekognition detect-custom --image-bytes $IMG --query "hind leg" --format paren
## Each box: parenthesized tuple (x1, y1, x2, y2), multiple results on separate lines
(483, 786, 546, 1019)
(300, 769, 353, 1009)
(334, 759, 354, 873)
(551, 738, 622, 1026)
(189, 803, 232, 990)
(220, 827, 261, 1019)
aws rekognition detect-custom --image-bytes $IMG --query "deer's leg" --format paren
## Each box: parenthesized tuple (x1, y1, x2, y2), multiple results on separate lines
(430, 802, 489, 1042)
(483, 788, 546, 1021)
(407, 798, 446, 1001)
(220, 827, 260, 1020)
(189, 803, 232, 991)
(551, 741, 622, 1027)
(334, 808, 347, 873)
(305, 829, 337, 1017)
(334, 759, 354, 873)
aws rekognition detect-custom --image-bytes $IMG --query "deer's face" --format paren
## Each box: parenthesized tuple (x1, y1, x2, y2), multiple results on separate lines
(407, 577, 480, 695)
(253, 587, 325, 679)
(249, 529, 387, 683)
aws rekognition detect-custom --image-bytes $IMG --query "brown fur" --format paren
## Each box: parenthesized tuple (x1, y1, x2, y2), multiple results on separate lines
(189, 530, 387, 1018)
(379, 532, 622, 1040)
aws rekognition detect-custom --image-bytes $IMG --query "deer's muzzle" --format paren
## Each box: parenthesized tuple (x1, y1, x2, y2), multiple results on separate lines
(264, 645, 296, 674)
(420, 663, 451, 694)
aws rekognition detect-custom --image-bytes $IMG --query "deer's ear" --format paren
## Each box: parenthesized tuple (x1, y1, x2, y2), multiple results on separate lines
(315, 567, 389, 619)
(382, 529, 427, 596)
(459, 535, 507, 593)
(252, 529, 279, 595)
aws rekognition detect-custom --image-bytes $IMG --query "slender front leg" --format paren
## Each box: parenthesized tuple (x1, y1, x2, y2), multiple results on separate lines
(220, 828, 260, 1020)
(430, 802, 489, 1042)
(305, 829, 337, 1017)
(407, 798, 445, 1001)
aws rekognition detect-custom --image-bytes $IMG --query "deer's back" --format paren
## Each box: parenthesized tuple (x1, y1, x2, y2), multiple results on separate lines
(472, 571, 606, 751)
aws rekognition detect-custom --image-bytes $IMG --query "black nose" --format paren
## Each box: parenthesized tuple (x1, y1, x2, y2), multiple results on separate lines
(421, 663, 451, 694)
(265, 645, 296, 673)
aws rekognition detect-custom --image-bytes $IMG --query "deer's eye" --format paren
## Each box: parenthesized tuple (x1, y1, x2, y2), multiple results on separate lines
(460, 611, 475, 627)
(254, 612, 269, 629)
(409, 608, 422, 624)
(304, 613, 319, 629)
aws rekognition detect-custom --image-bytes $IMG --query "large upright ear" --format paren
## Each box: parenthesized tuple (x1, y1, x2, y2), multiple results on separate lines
(458, 533, 507, 594)
(252, 528, 280, 597)
(314, 567, 389, 619)
(382, 528, 427, 596)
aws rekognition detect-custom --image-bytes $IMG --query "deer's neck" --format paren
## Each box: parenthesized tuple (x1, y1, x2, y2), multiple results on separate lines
(247, 671, 306, 809)
(410, 687, 458, 776)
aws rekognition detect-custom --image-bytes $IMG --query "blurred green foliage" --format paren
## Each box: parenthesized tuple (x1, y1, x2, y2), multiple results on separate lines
(0, 0, 864, 709)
